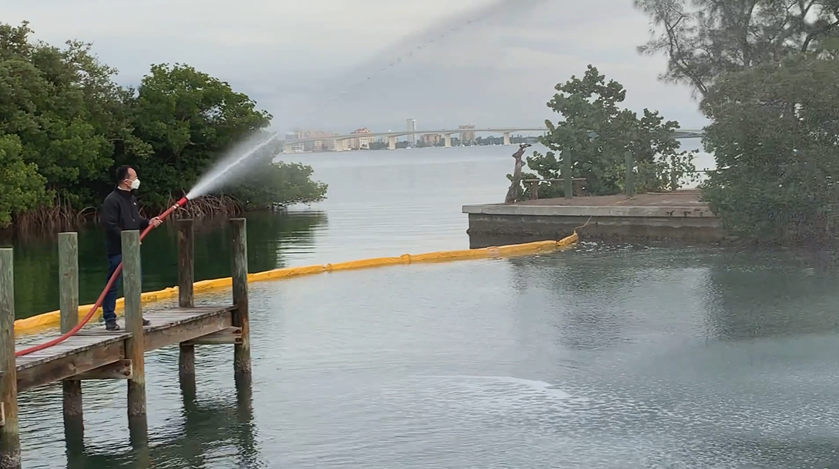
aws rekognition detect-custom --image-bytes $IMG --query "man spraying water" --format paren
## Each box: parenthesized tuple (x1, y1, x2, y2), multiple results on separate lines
(99, 165, 162, 330)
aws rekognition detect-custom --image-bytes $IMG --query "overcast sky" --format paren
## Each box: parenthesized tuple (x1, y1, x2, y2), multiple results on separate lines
(6, 0, 707, 135)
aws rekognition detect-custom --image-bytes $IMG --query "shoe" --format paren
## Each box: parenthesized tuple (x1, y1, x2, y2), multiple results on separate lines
(104, 318, 150, 331)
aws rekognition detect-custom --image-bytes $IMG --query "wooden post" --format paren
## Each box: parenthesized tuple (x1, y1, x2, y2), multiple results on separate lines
(58, 233, 84, 441)
(563, 149, 573, 199)
(230, 218, 251, 384)
(0, 248, 20, 469)
(670, 155, 679, 191)
(122, 230, 147, 441)
(625, 150, 635, 197)
(177, 219, 196, 397)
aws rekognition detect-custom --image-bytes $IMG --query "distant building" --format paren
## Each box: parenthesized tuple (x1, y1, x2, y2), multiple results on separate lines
(407, 119, 417, 145)
(285, 129, 338, 152)
(459, 124, 476, 144)
(350, 127, 374, 150)
(285, 131, 305, 153)
(421, 134, 442, 146)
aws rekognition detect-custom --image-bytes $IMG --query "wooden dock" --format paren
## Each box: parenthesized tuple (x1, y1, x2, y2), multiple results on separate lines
(0, 218, 252, 469)
(463, 190, 723, 247)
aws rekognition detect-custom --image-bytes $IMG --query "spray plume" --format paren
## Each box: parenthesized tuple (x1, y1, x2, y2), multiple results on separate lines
(186, 131, 281, 200)
(289, 0, 553, 129)
(187, 0, 553, 200)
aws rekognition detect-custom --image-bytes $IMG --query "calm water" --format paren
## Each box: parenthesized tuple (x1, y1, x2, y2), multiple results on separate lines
(11, 144, 839, 468)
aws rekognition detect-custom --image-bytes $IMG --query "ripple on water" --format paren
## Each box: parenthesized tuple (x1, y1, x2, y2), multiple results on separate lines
(13, 235, 839, 469)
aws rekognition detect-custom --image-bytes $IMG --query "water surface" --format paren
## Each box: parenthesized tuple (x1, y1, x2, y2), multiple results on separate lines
(14, 144, 839, 469)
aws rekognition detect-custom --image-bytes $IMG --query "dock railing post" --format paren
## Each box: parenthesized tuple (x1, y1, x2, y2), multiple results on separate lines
(177, 219, 196, 396)
(58, 232, 84, 440)
(625, 149, 636, 198)
(229, 218, 251, 385)
(121, 230, 147, 443)
(0, 248, 20, 469)
(563, 149, 573, 200)
(670, 155, 679, 192)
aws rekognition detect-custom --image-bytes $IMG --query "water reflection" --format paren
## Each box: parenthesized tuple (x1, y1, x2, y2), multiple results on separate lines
(63, 380, 260, 469)
(8, 211, 327, 319)
(702, 247, 839, 342)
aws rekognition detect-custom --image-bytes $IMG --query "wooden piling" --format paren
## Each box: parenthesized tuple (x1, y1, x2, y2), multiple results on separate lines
(229, 218, 251, 383)
(0, 248, 20, 469)
(563, 149, 573, 200)
(121, 230, 147, 439)
(177, 220, 196, 396)
(58, 233, 84, 428)
(625, 150, 635, 197)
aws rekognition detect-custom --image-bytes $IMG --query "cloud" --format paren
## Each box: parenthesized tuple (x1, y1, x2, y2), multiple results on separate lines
(4, 0, 707, 133)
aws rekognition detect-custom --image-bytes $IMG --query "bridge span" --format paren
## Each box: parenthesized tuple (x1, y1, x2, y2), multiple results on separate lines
(282, 127, 704, 152)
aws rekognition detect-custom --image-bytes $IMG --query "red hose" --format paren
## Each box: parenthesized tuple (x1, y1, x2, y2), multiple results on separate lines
(15, 197, 189, 357)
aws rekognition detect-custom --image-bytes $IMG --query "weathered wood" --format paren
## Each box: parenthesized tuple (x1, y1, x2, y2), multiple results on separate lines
(5, 298, 235, 466)
(14, 306, 231, 391)
(58, 232, 84, 428)
(0, 248, 20, 468)
(183, 327, 242, 345)
(177, 219, 196, 393)
(177, 219, 195, 308)
(16, 341, 125, 392)
(0, 402, 4, 427)
(230, 218, 251, 380)
(563, 149, 573, 200)
(14, 332, 129, 369)
(143, 310, 233, 351)
(122, 230, 147, 433)
(625, 150, 635, 197)
(69, 359, 132, 380)
(669, 155, 679, 191)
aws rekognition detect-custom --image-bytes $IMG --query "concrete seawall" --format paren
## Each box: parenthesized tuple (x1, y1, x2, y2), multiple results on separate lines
(463, 190, 724, 248)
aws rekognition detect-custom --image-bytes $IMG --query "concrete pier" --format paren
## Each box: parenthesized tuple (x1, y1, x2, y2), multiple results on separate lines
(463, 190, 724, 247)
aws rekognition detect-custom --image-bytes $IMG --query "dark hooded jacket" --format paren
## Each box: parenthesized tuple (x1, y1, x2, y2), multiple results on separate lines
(100, 188, 149, 256)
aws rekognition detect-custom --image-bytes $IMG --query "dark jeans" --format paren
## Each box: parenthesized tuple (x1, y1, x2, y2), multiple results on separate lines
(102, 253, 141, 323)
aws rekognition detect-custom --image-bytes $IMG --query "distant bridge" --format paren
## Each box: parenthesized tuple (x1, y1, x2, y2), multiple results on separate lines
(283, 127, 705, 152)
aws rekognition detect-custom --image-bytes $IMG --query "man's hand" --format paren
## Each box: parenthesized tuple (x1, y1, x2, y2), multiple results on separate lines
(150, 217, 163, 227)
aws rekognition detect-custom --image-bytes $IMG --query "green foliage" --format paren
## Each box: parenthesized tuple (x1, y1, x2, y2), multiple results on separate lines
(634, 0, 839, 97)
(522, 65, 697, 197)
(0, 133, 47, 225)
(699, 54, 839, 244)
(0, 20, 327, 229)
(125, 62, 274, 208)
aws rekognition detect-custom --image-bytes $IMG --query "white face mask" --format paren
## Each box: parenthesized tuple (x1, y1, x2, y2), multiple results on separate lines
(130, 178, 141, 190)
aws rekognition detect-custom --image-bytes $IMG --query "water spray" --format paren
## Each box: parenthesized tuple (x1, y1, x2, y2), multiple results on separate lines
(287, 0, 553, 130)
(15, 132, 287, 356)
(15, 0, 555, 356)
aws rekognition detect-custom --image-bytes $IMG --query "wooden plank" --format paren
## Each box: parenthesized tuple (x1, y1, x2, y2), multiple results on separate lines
(15, 334, 129, 370)
(0, 247, 20, 466)
(16, 340, 125, 393)
(0, 402, 4, 427)
(69, 359, 132, 380)
(144, 313, 233, 351)
(110, 306, 231, 332)
(9, 305, 231, 394)
(183, 327, 242, 345)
